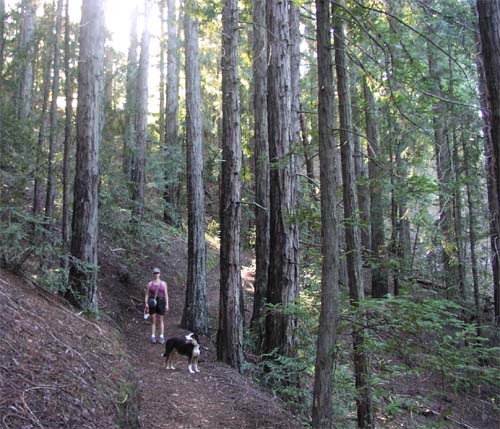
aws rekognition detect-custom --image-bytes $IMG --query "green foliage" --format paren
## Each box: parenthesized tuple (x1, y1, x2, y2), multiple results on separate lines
(243, 348, 313, 420)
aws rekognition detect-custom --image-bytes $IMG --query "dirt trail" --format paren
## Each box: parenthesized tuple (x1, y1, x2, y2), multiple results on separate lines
(113, 263, 303, 429)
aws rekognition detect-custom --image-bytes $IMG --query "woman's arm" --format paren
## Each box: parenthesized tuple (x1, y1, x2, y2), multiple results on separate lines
(164, 281, 169, 311)
(145, 282, 151, 306)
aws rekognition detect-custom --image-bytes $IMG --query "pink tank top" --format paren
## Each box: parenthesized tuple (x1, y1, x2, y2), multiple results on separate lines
(149, 281, 166, 299)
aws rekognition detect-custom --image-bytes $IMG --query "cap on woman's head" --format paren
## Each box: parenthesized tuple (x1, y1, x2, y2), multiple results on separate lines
(153, 268, 161, 274)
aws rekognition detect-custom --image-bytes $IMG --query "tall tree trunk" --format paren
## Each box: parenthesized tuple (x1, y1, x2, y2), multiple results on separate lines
(66, 0, 104, 313)
(181, 0, 208, 335)
(0, 0, 5, 81)
(163, 0, 182, 226)
(264, 0, 300, 358)
(123, 7, 138, 179)
(250, 0, 269, 341)
(311, 0, 340, 425)
(477, 0, 500, 329)
(44, 0, 64, 225)
(351, 71, 370, 253)
(426, 27, 458, 296)
(17, 0, 36, 121)
(217, 0, 243, 371)
(463, 134, 482, 335)
(158, 1, 166, 149)
(62, 0, 73, 248)
(333, 3, 374, 427)
(363, 76, 388, 298)
(130, 0, 151, 222)
(32, 50, 52, 220)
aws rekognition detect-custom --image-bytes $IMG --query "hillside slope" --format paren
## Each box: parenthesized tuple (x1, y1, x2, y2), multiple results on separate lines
(0, 231, 303, 428)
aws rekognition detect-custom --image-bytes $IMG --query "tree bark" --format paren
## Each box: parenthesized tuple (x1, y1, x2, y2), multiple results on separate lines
(123, 7, 138, 179)
(311, 0, 340, 425)
(17, 0, 35, 121)
(0, 0, 5, 81)
(477, 0, 500, 329)
(426, 22, 459, 297)
(130, 0, 151, 222)
(217, 0, 243, 371)
(67, 0, 104, 313)
(363, 76, 388, 298)
(333, 3, 374, 427)
(62, 0, 73, 248)
(163, 0, 182, 226)
(44, 0, 64, 224)
(32, 49, 52, 220)
(181, 0, 208, 335)
(264, 0, 300, 358)
(250, 0, 269, 341)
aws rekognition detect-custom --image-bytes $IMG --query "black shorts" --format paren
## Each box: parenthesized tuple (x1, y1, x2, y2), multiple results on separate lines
(148, 297, 166, 316)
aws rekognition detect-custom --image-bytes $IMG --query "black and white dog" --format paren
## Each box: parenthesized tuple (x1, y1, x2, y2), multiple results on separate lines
(163, 333, 200, 373)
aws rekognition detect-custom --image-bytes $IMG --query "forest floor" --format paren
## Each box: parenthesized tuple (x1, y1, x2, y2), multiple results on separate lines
(0, 229, 499, 428)
(0, 230, 302, 429)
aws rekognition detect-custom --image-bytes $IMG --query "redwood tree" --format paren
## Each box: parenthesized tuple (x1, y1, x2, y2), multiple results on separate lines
(181, 0, 208, 335)
(67, 0, 105, 312)
(264, 0, 300, 358)
(217, 0, 243, 371)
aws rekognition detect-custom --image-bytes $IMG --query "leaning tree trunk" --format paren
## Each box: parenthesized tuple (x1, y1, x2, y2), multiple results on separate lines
(130, 0, 151, 222)
(311, 0, 340, 426)
(163, 0, 182, 226)
(217, 0, 243, 371)
(44, 0, 64, 225)
(181, 0, 208, 335)
(477, 0, 500, 330)
(17, 0, 35, 121)
(333, 2, 374, 427)
(264, 0, 300, 358)
(250, 0, 269, 342)
(62, 0, 73, 248)
(66, 0, 104, 313)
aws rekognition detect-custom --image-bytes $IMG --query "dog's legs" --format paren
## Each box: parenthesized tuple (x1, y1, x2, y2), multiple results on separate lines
(193, 356, 200, 372)
(188, 356, 195, 374)
(165, 353, 176, 370)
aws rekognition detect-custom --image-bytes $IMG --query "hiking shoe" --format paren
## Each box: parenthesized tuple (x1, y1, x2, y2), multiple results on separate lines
(159, 336, 165, 345)
(151, 336, 157, 344)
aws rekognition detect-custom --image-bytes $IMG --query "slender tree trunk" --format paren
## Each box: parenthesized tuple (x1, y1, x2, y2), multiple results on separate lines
(217, 0, 243, 371)
(264, 0, 300, 358)
(158, 1, 166, 149)
(123, 8, 138, 179)
(163, 0, 181, 226)
(351, 71, 370, 253)
(181, 0, 208, 335)
(311, 0, 340, 425)
(44, 0, 64, 225)
(299, 108, 315, 181)
(333, 3, 373, 427)
(17, 0, 35, 121)
(32, 51, 53, 220)
(62, 0, 73, 248)
(463, 134, 482, 334)
(0, 0, 5, 81)
(477, 0, 500, 329)
(130, 0, 151, 222)
(427, 35, 458, 296)
(363, 77, 388, 298)
(250, 0, 269, 341)
(66, 0, 104, 313)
